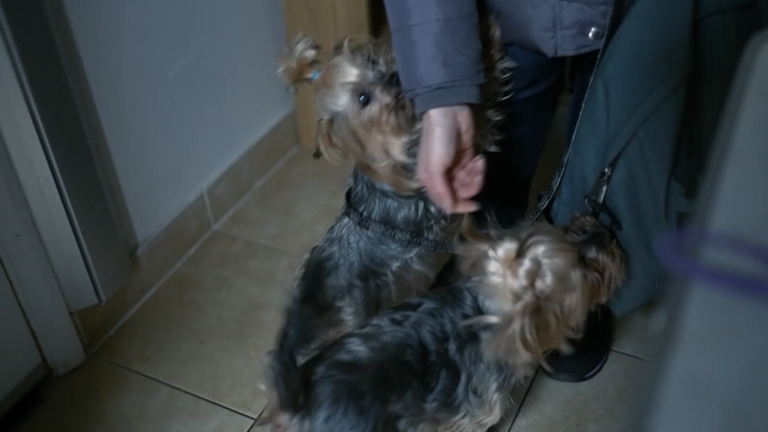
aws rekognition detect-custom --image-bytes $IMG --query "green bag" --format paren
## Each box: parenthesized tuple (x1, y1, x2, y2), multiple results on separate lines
(533, 0, 768, 316)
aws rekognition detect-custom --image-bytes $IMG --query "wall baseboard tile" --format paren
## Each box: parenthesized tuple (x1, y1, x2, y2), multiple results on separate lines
(72, 111, 299, 352)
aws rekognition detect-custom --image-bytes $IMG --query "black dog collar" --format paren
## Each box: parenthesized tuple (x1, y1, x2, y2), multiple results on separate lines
(343, 190, 454, 253)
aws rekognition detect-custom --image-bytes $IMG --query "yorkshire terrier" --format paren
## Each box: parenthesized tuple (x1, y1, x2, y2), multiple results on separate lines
(262, 215, 625, 432)
(266, 15, 513, 420)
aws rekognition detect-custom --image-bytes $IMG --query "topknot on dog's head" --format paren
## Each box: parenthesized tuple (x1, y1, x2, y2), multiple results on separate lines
(278, 34, 322, 90)
(457, 222, 621, 377)
(460, 223, 587, 317)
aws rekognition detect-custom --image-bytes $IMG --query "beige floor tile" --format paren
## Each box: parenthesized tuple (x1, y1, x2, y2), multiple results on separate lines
(76, 194, 212, 351)
(614, 302, 666, 360)
(6, 358, 253, 432)
(98, 231, 301, 416)
(220, 151, 352, 256)
(207, 113, 298, 223)
(510, 353, 648, 432)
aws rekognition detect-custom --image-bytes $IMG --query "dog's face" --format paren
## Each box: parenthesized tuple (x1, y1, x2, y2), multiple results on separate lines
(279, 36, 419, 193)
(318, 38, 414, 158)
(457, 217, 625, 376)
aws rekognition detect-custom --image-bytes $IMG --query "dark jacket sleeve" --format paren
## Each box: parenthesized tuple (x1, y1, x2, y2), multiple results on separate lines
(383, 0, 485, 115)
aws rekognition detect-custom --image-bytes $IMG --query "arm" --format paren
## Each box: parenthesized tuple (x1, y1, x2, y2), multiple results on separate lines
(383, 0, 485, 115)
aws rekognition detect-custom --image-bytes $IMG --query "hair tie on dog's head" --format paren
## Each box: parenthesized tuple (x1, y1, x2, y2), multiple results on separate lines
(310, 70, 321, 82)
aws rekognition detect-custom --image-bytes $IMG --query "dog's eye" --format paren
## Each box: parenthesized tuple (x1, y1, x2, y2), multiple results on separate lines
(358, 92, 372, 108)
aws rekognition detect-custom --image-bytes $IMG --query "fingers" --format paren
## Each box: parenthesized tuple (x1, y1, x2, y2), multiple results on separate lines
(453, 156, 485, 200)
(447, 156, 484, 214)
(420, 171, 455, 212)
(421, 156, 484, 214)
(418, 105, 483, 215)
(417, 145, 455, 212)
(452, 200, 481, 213)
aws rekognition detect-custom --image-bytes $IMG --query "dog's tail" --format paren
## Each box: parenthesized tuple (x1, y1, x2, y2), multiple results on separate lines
(278, 35, 322, 89)
(262, 308, 314, 432)
(267, 284, 328, 417)
(268, 323, 303, 415)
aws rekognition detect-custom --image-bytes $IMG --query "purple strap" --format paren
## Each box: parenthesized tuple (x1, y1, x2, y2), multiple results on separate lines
(654, 227, 768, 297)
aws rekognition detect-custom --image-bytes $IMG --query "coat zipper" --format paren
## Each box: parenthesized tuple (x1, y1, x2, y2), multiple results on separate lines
(525, 0, 625, 224)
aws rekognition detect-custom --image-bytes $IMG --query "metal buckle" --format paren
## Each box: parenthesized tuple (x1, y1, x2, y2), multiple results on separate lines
(584, 166, 623, 231)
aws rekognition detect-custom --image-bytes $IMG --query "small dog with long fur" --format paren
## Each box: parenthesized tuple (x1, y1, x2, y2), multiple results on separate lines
(262, 215, 625, 432)
(267, 18, 512, 420)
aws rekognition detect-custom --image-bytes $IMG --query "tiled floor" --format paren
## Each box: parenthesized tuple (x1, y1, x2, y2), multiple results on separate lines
(5, 120, 660, 431)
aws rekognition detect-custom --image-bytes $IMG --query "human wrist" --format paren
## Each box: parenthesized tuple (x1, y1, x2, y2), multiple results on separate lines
(413, 85, 481, 116)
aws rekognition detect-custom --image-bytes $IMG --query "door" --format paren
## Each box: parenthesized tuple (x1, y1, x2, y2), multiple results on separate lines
(0, 261, 45, 418)
(0, 1, 132, 309)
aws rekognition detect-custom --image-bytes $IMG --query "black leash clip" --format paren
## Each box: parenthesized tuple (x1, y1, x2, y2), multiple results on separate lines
(584, 166, 623, 232)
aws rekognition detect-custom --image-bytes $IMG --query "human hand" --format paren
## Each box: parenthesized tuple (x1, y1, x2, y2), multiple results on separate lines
(418, 105, 485, 214)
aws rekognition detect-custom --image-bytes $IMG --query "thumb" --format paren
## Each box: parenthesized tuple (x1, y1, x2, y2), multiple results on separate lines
(453, 200, 481, 214)
(420, 165, 455, 212)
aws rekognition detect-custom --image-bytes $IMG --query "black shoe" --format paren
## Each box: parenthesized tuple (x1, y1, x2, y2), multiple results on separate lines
(540, 304, 615, 383)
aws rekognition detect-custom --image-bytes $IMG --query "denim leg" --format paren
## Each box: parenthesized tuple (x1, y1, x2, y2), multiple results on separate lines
(477, 46, 564, 227)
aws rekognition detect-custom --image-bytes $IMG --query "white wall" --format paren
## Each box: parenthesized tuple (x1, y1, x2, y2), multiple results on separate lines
(62, 0, 293, 246)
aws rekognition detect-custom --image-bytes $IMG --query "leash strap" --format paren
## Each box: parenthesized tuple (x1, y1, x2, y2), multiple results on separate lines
(526, 0, 628, 226)
(655, 228, 768, 298)
(582, 142, 630, 231)
(342, 191, 454, 253)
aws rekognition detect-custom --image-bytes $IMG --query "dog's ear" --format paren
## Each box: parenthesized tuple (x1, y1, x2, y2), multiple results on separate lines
(315, 117, 345, 163)
(278, 34, 322, 89)
(567, 216, 626, 305)
(596, 256, 625, 303)
(582, 249, 625, 305)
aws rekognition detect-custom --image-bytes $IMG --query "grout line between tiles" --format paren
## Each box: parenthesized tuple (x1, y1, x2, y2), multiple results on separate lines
(248, 405, 268, 431)
(611, 348, 650, 362)
(88, 228, 216, 353)
(214, 229, 302, 259)
(88, 145, 299, 354)
(504, 372, 538, 432)
(202, 189, 215, 225)
(97, 356, 259, 420)
(213, 145, 355, 258)
(246, 419, 257, 432)
(212, 145, 299, 232)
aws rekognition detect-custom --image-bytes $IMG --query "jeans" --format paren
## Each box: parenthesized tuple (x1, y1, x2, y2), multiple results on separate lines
(477, 46, 599, 227)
